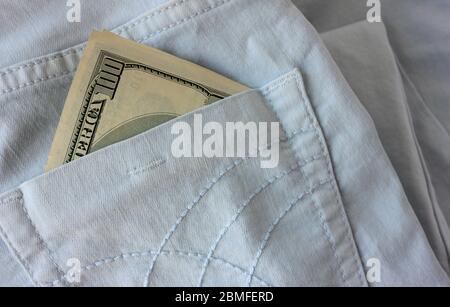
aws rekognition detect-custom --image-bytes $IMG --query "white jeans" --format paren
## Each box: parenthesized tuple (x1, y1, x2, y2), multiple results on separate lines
(0, 0, 449, 286)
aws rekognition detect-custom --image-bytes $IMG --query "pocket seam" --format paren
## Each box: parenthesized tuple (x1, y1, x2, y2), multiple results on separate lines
(261, 69, 367, 286)
(0, 0, 233, 96)
(50, 248, 273, 287)
(19, 197, 67, 286)
(0, 210, 39, 286)
(292, 72, 367, 286)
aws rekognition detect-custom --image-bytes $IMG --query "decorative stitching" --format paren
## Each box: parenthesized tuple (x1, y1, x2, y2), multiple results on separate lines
(0, 195, 23, 206)
(168, 250, 272, 287)
(1, 70, 76, 95)
(259, 71, 352, 286)
(1, 127, 316, 286)
(258, 129, 315, 156)
(293, 74, 366, 286)
(263, 78, 298, 96)
(116, 0, 190, 35)
(143, 157, 245, 287)
(0, 0, 233, 95)
(197, 163, 302, 286)
(246, 179, 332, 286)
(20, 197, 68, 286)
(128, 158, 167, 176)
(137, 0, 232, 43)
(279, 127, 314, 142)
(261, 72, 298, 96)
(0, 48, 84, 77)
(281, 74, 347, 285)
(0, 0, 190, 78)
(127, 126, 315, 178)
(199, 155, 326, 287)
(142, 121, 319, 287)
(127, 127, 314, 178)
(291, 134, 349, 284)
(0, 216, 39, 286)
(51, 248, 272, 287)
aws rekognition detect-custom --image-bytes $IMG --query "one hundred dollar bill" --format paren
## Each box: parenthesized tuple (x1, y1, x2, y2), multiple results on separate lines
(46, 32, 247, 171)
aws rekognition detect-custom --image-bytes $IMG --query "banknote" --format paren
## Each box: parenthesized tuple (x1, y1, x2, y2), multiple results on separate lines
(45, 32, 248, 171)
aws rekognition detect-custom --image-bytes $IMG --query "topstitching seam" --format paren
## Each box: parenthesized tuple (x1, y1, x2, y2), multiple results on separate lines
(0, 212, 39, 286)
(262, 75, 349, 286)
(258, 71, 354, 286)
(142, 157, 246, 287)
(1, 70, 76, 95)
(0, 48, 84, 77)
(0, 195, 23, 206)
(116, 0, 190, 36)
(246, 179, 332, 286)
(20, 198, 68, 286)
(141, 69, 311, 287)
(50, 248, 273, 287)
(136, 0, 231, 44)
(293, 83, 347, 286)
(0, 0, 189, 77)
(293, 74, 366, 286)
(197, 162, 303, 286)
(0, 0, 233, 95)
(128, 158, 167, 176)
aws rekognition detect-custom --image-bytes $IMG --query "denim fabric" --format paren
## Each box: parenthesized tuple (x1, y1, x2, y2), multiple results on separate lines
(321, 21, 450, 278)
(0, 70, 368, 286)
(0, 0, 449, 286)
(296, 0, 450, 265)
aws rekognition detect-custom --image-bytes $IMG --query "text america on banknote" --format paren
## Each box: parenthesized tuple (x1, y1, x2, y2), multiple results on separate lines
(46, 32, 247, 171)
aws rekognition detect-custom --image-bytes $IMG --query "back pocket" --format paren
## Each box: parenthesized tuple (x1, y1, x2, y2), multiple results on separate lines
(0, 69, 366, 287)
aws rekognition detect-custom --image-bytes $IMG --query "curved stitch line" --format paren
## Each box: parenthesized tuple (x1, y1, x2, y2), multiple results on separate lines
(163, 250, 272, 287)
(51, 249, 272, 287)
(295, 88, 347, 285)
(301, 167, 349, 284)
(246, 179, 331, 286)
(0, 217, 39, 286)
(291, 136, 349, 284)
(141, 126, 319, 287)
(197, 163, 302, 286)
(293, 74, 366, 285)
(198, 159, 315, 286)
(137, 0, 232, 43)
(262, 72, 356, 285)
(143, 158, 245, 287)
(20, 198, 67, 286)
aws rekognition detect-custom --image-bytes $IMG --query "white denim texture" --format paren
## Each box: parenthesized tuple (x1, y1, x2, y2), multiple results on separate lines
(0, 0, 449, 286)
